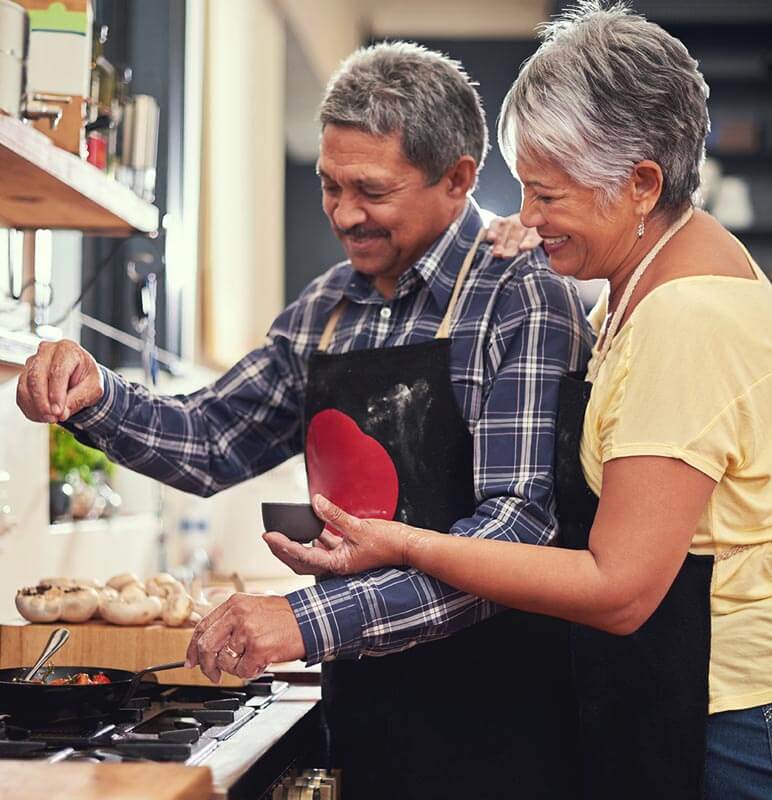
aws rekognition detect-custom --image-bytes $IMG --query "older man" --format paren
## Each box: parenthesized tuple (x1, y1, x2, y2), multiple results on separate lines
(18, 43, 591, 799)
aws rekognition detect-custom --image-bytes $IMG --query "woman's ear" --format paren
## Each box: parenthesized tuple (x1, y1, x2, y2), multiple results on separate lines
(445, 156, 478, 198)
(631, 160, 664, 215)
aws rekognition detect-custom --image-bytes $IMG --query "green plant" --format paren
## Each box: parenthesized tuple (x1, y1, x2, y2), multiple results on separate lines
(49, 425, 114, 484)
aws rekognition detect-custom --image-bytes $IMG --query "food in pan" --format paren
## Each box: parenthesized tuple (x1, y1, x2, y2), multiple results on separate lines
(48, 671, 112, 685)
(13, 667, 112, 685)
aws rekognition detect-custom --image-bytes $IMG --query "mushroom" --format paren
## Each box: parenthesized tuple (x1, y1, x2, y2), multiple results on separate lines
(106, 573, 142, 592)
(91, 585, 118, 619)
(15, 584, 63, 623)
(99, 590, 162, 626)
(41, 577, 105, 591)
(146, 573, 194, 627)
(39, 577, 78, 588)
(59, 585, 100, 623)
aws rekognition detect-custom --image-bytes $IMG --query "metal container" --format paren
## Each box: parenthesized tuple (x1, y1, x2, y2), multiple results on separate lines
(119, 93, 160, 201)
(0, 0, 28, 117)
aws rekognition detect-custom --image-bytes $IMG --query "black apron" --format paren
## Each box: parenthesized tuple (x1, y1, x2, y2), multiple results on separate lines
(304, 229, 579, 799)
(555, 370, 713, 796)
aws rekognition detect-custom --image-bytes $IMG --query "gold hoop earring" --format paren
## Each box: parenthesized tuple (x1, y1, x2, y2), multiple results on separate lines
(637, 216, 645, 238)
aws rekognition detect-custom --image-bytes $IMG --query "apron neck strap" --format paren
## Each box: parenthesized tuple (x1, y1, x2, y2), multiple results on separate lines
(317, 225, 487, 352)
(318, 299, 348, 353)
(588, 207, 693, 382)
(435, 226, 486, 340)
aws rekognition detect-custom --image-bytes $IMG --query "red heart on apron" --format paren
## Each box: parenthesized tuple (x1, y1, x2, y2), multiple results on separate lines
(306, 409, 399, 535)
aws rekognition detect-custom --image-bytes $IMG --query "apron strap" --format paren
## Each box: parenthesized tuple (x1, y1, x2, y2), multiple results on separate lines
(318, 299, 348, 353)
(317, 224, 487, 352)
(588, 207, 693, 382)
(435, 226, 486, 340)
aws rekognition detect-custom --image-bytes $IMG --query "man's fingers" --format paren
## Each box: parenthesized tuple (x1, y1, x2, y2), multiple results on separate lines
(185, 600, 232, 668)
(25, 350, 53, 421)
(61, 381, 96, 421)
(16, 371, 44, 423)
(235, 642, 267, 680)
(48, 350, 82, 417)
(197, 614, 236, 683)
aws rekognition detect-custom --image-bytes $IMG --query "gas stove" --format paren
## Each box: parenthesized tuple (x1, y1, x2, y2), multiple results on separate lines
(0, 676, 323, 798)
(0, 676, 287, 766)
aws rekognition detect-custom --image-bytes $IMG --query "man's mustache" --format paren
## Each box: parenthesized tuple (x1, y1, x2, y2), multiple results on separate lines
(335, 224, 390, 239)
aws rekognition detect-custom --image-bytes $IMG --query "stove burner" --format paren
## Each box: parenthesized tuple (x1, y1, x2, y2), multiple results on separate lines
(0, 678, 289, 766)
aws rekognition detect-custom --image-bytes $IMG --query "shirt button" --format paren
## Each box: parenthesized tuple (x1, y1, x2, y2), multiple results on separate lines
(380, 306, 392, 320)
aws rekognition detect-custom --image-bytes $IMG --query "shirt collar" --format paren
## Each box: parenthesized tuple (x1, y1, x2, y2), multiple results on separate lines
(341, 199, 484, 309)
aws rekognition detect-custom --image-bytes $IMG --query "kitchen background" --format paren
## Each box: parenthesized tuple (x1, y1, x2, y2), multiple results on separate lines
(0, 0, 770, 617)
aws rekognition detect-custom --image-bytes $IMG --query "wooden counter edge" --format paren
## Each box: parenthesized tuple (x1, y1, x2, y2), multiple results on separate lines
(0, 762, 212, 800)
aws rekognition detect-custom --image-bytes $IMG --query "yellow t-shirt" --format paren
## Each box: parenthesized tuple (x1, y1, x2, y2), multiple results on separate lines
(580, 258, 772, 714)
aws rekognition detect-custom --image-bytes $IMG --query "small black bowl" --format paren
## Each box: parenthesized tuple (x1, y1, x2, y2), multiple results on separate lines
(261, 502, 325, 543)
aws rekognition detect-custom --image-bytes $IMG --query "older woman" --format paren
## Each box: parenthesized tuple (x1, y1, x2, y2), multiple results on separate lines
(265, 3, 772, 799)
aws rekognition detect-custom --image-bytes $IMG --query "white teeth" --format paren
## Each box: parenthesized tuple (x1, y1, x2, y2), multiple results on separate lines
(544, 235, 568, 245)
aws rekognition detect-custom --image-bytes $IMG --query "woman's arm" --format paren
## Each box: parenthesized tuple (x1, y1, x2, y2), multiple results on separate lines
(268, 454, 715, 634)
(404, 455, 714, 632)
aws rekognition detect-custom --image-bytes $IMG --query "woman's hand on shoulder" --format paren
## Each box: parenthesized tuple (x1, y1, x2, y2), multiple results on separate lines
(263, 495, 412, 577)
(486, 213, 542, 258)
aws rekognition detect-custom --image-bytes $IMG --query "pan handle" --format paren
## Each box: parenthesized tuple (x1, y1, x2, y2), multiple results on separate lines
(131, 660, 187, 685)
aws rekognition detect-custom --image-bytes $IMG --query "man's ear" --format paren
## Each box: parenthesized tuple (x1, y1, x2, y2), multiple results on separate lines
(444, 156, 478, 198)
(630, 160, 664, 215)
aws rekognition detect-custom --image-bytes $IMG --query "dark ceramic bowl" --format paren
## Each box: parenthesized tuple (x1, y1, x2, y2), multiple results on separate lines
(261, 502, 325, 543)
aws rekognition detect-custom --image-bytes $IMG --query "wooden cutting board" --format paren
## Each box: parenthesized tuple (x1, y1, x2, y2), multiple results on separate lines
(0, 620, 243, 687)
(0, 762, 212, 800)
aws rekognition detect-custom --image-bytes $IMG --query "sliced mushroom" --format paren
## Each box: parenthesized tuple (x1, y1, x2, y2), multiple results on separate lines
(15, 585, 63, 623)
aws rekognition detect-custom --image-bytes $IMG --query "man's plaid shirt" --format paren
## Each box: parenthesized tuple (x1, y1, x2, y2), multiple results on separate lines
(69, 201, 592, 665)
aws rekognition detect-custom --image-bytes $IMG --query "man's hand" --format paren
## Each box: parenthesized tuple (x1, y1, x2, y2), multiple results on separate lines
(486, 213, 542, 258)
(185, 594, 306, 683)
(263, 494, 412, 578)
(17, 340, 103, 423)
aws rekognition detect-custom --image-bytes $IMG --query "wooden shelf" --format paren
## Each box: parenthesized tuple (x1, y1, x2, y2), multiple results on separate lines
(0, 115, 158, 235)
(48, 512, 162, 537)
(0, 328, 42, 367)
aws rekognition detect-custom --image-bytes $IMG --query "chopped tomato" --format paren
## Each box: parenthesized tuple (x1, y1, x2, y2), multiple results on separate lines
(46, 672, 112, 685)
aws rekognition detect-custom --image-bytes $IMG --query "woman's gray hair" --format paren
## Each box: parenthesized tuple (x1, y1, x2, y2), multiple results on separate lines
(498, 0, 710, 213)
(320, 42, 489, 184)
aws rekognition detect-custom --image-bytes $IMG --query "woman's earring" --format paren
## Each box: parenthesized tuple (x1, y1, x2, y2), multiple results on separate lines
(637, 216, 645, 238)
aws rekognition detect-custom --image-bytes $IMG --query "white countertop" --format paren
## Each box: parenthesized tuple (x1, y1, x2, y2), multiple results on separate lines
(206, 685, 322, 799)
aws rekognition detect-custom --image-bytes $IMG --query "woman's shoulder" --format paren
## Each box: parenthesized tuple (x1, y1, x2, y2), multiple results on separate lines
(632, 269, 772, 334)
(622, 271, 772, 395)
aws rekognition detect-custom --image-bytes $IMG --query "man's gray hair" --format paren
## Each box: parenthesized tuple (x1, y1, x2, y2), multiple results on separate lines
(498, 0, 710, 213)
(320, 42, 489, 184)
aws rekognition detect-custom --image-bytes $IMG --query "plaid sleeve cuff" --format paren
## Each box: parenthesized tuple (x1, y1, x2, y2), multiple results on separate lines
(67, 366, 130, 436)
(286, 577, 366, 665)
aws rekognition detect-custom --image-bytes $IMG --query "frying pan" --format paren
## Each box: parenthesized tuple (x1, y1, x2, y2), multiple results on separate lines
(0, 660, 185, 725)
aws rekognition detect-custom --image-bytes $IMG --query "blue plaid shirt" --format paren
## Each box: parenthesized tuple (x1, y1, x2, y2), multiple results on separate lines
(68, 201, 592, 665)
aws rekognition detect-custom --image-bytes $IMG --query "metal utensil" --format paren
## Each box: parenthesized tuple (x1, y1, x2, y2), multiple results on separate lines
(22, 627, 70, 682)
